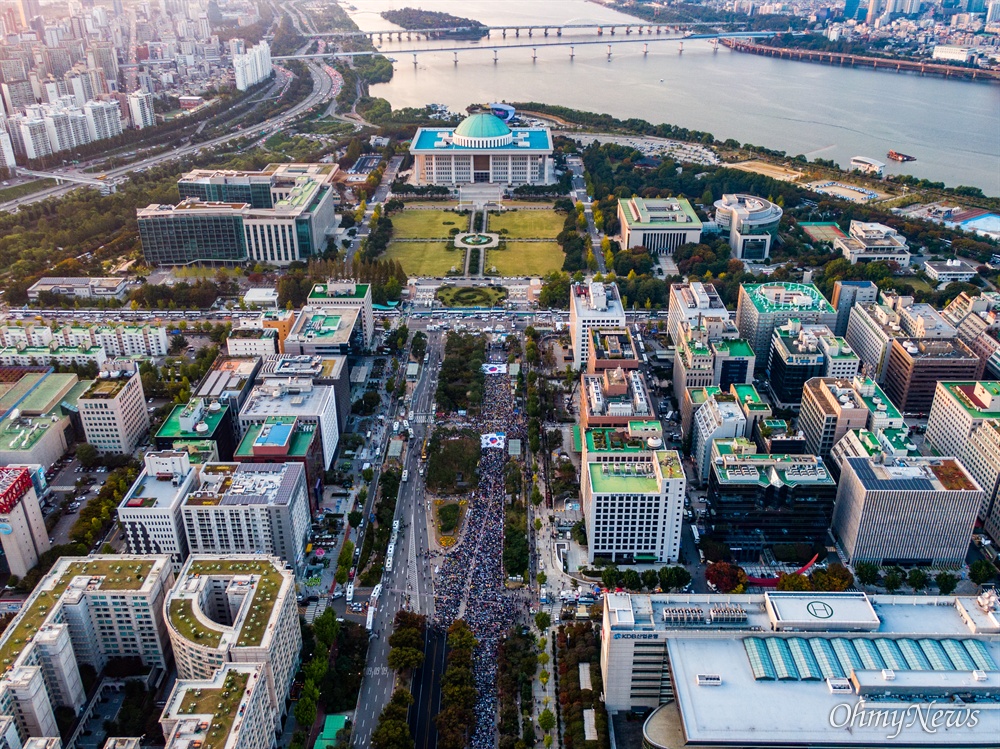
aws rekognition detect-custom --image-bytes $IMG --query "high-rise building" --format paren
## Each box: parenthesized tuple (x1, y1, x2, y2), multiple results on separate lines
(569, 282, 627, 369)
(240, 378, 339, 468)
(78, 362, 150, 454)
(712, 194, 782, 261)
(736, 283, 837, 367)
(882, 338, 982, 414)
(666, 282, 729, 343)
(767, 321, 860, 408)
(866, 0, 882, 24)
(799, 377, 869, 459)
(831, 280, 878, 336)
(580, 367, 654, 428)
(232, 40, 271, 91)
(618, 197, 703, 255)
(117, 451, 196, 570)
(0, 467, 50, 577)
(154, 398, 237, 461)
(925, 380, 1000, 458)
(127, 90, 155, 129)
(844, 302, 909, 382)
(988, 0, 1000, 23)
(304, 282, 375, 350)
(962, 419, 1000, 542)
(83, 99, 121, 141)
(582, 448, 685, 564)
(706, 438, 837, 560)
(692, 394, 747, 483)
(832, 456, 982, 566)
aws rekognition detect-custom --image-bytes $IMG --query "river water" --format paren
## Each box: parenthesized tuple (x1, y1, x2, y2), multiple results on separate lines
(344, 1, 1000, 195)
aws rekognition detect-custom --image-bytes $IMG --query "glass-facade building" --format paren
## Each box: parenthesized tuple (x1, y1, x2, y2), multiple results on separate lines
(138, 206, 248, 265)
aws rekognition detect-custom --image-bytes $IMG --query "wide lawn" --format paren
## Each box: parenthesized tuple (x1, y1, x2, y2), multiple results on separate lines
(486, 242, 564, 277)
(391, 209, 468, 239)
(385, 242, 464, 276)
(436, 286, 507, 308)
(489, 208, 564, 239)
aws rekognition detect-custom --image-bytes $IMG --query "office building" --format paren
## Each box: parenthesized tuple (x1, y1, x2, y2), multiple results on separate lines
(240, 377, 339, 468)
(942, 291, 1000, 346)
(799, 377, 870, 460)
(78, 362, 149, 454)
(139, 164, 339, 267)
(829, 428, 886, 477)
(601, 590, 1000, 749)
(925, 259, 978, 283)
(832, 456, 982, 566)
(618, 197, 703, 255)
(666, 282, 728, 343)
(0, 467, 49, 577)
(242, 288, 280, 309)
(692, 393, 747, 483)
(0, 556, 172, 740)
(27, 276, 128, 302)
(680, 385, 721, 440)
(409, 112, 554, 187)
(672, 329, 714, 393)
(831, 280, 878, 336)
(305, 282, 374, 350)
(582, 449, 685, 564)
(181, 462, 310, 571)
(882, 338, 982, 414)
(194, 357, 262, 416)
(117, 451, 197, 570)
(254, 309, 297, 353)
(580, 368, 654, 429)
(673, 321, 753, 394)
(710, 338, 756, 390)
(232, 40, 271, 90)
(258, 354, 351, 433)
(736, 283, 837, 366)
(963, 419, 1000, 542)
(732, 382, 771, 436)
(155, 398, 237, 461)
(227, 328, 279, 357)
(0, 371, 90, 469)
(767, 321, 860, 408)
(712, 194, 782, 260)
(751, 418, 806, 454)
(127, 90, 154, 129)
(894, 303, 957, 340)
(925, 381, 1000, 460)
(284, 306, 361, 355)
(585, 327, 640, 374)
(163, 555, 300, 740)
(569, 282, 627, 369)
(932, 45, 975, 62)
(844, 302, 910, 382)
(234, 417, 324, 506)
(835, 220, 911, 265)
(706, 439, 837, 560)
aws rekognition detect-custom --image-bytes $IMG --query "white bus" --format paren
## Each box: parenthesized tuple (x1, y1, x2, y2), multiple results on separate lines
(345, 582, 354, 603)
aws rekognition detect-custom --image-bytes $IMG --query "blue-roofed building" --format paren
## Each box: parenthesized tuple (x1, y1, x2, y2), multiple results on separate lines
(409, 112, 555, 187)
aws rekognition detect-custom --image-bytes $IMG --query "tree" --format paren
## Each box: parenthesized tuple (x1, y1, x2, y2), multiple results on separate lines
(76, 442, 99, 469)
(810, 563, 854, 592)
(313, 609, 339, 650)
(907, 568, 929, 591)
(387, 646, 425, 671)
(293, 695, 316, 729)
(621, 569, 642, 591)
(362, 467, 374, 482)
(883, 570, 903, 593)
(641, 568, 660, 591)
(534, 612, 551, 631)
(970, 559, 996, 586)
(538, 709, 555, 733)
(658, 565, 691, 592)
(348, 510, 363, 528)
(855, 562, 880, 586)
(706, 561, 746, 593)
(536, 571, 547, 585)
(777, 573, 812, 591)
(601, 565, 620, 589)
(168, 334, 188, 355)
(935, 571, 958, 595)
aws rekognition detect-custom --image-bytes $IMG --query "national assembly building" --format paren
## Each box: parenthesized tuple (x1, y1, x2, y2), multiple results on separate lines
(409, 112, 555, 187)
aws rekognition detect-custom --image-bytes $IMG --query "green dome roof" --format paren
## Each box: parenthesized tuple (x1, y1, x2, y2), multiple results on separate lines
(454, 113, 511, 139)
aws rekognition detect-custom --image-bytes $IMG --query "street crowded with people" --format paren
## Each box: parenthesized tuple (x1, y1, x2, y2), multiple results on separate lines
(433, 351, 528, 748)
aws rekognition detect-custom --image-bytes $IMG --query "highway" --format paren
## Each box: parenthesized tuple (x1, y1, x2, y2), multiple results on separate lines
(351, 328, 444, 748)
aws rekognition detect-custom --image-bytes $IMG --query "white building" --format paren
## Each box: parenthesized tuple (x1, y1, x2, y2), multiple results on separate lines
(569, 282, 627, 369)
(83, 100, 122, 141)
(835, 220, 910, 266)
(925, 380, 1000, 459)
(618, 197, 703, 255)
(712, 194, 782, 261)
(692, 395, 747, 483)
(117, 451, 197, 570)
(832, 456, 982, 566)
(932, 45, 975, 62)
(409, 112, 554, 187)
(305, 281, 375, 350)
(582, 450, 685, 564)
(666, 282, 729, 343)
(78, 362, 150, 454)
(962, 418, 1000, 542)
(27, 277, 129, 302)
(233, 40, 272, 91)
(181, 462, 311, 572)
(849, 156, 885, 176)
(735, 282, 837, 365)
(799, 377, 870, 459)
(226, 328, 279, 357)
(127, 91, 155, 129)
(925, 259, 977, 283)
(0, 467, 50, 578)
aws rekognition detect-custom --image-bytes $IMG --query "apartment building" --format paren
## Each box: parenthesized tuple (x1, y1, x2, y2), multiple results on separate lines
(735, 283, 837, 366)
(117, 451, 197, 570)
(582, 450, 685, 564)
(0, 322, 168, 357)
(882, 338, 982, 414)
(181, 463, 310, 572)
(832, 456, 983, 566)
(78, 363, 149, 454)
(0, 468, 49, 577)
(569, 282, 627, 369)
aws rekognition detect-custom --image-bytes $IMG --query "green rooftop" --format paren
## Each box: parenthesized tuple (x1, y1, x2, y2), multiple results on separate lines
(742, 282, 835, 314)
(82, 375, 128, 400)
(156, 401, 229, 440)
(880, 427, 919, 455)
(588, 462, 660, 494)
(177, 670, 250, 749)
(858, 380, 903, 421)
(656, 450, 684, 479)
(172, 440, 218, 464)
(687, 386, 722, 405)
(940, 382, 1000, 417)
(711, 445, 835, 487)
(585, 428, 648, 454)
(732, 384, 770, 412)
(0, 559, 156, 670)
(235, 416, 315, 457)
(307, 282, 370, 301)
(848, 429, 884, 457)
(712, 339, 755, 358)
(619, 196, 702, 230)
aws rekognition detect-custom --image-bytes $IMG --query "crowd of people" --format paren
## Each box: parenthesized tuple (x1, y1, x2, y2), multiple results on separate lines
(433, 350, 528, 748)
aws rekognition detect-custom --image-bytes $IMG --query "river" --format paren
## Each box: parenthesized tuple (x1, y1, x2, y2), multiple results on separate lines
(340, 1, 1000, 195)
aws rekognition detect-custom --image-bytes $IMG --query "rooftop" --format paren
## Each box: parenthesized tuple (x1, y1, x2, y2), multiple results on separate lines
(81, 373, 130, 399)
(731, 383, 769, 412)
(879, 427, 920, 455)
(619, 197, 702, 229)
(939, 381, 1000, 417)
(307, 282, 370, 301)
(157, 400, 229, 440)
(686, 386, 723, 406)
(710, 339, 754, 358)
(846, 456, 981, 492)
(263, 354, 347, 380)
(711, 445, 835, 487)
(235, 416, 316, 458)
(288, 307, 360, 346)
(184, 462, 303, 508)
(412, 123, 552, 151)
(656, 450, 684, 479)
(670, 282, 726, 312)
(241, 378, 335, 418)
(892, 337, 979, 361)
(741, 283, 835, 315)
(588, 461, 661, 494)
(195, 357, 260, 401)
(856, 379, 903, 421)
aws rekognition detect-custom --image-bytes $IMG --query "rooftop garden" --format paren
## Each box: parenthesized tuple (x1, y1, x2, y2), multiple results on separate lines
(931, 461, 977, 491)
(177, 670, 250, 749)
(169, 598, 223, 649)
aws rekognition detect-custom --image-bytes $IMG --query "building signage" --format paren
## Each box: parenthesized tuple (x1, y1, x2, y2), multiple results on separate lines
(0, 523, 13, 535)
(613, 633, 660, 640)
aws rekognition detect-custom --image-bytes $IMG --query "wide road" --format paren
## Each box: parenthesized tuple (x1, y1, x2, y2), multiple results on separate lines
(352, 326, 443, 747)
(0, 60, 336, 214)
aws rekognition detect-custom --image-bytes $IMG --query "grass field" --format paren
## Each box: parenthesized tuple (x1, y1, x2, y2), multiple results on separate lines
(489, 209, 564, 239)
(0, 179, 57, 203)
(436, 286, 507, 307)
(391, 209, 467, 239)
(486, 242, 564, 277)
(385, 242, 464, 276)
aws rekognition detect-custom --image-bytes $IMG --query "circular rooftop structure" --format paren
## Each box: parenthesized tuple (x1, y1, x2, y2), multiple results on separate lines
(714, 193, 783, 231)
(453, 112, 513, 148)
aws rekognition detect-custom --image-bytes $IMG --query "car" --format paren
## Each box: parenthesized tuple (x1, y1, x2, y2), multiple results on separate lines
(306, 595, 319, 603)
